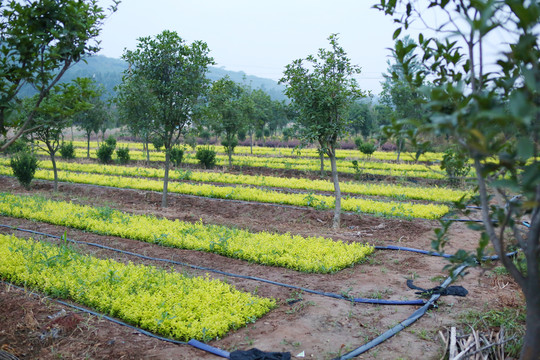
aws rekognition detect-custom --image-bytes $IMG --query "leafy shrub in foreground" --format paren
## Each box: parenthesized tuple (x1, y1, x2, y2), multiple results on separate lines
(196, 146, 216, 169)
(97, 143, 114, 164)
(116, 146, 130, 164)
(10, 151, 38, 189)
(59, 142, 76, 159)
(169, 146, 184, 167)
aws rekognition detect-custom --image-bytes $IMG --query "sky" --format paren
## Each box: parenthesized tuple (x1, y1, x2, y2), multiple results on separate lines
(95, 0, 399, 95)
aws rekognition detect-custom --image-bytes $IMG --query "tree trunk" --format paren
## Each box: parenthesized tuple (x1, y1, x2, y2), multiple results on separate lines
(86, 133, 91, 158)
(329, 152, 341, 229)
(396, 139, 402, 162)
(319, 151, 325, 177)
(521, 285, 540, 360)
(161, 150, 170, 207)
(250, 131, 253, 155)
(228, 150, 233, 168)
(50, 153, 58, 192)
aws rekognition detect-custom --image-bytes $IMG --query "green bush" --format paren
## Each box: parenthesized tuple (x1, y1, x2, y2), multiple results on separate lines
(354, 137, 364, 150)
(97, 143, 114, 164)
(169, 146, 184, 167)
(10, 151, 39, 189)
(195, 146, 216, 169)
(105, 136, 117, 148)
(116, 146, 130, 164)
(359, 142, 376, 159)
(441, 147, 471, 186)
(59, 142, 75, 159)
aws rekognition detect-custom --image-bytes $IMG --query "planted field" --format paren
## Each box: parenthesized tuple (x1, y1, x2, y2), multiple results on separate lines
(0, 234, 275, 341)
(0, 143, 523, 359)
(0, 165, 450, 218)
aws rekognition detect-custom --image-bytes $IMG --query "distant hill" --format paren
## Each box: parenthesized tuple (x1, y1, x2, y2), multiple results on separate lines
(19, 55, 287, 101)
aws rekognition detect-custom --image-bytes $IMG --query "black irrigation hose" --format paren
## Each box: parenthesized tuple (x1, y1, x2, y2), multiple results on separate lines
(334, 264, 469, 360)
(0, 224, 426, 306)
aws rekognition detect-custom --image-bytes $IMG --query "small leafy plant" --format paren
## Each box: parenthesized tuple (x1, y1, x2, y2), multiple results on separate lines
(97, 143, 114, 164)
(10, 151, 39, 189)
(59, 142, 76, 159)
(196, 146, 216, 169)
(116, 146, 130, 164)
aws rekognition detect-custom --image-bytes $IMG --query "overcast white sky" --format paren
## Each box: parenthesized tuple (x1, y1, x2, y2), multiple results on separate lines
(96, 0, 399, 94)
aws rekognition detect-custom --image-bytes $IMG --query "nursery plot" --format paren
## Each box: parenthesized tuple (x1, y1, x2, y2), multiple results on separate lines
(1, 157, 469, 203)
(0, 165, 450, 219)
(0, 234, 275, 341)
(66, 140, 445, 162)
(0, 179, 525, 359)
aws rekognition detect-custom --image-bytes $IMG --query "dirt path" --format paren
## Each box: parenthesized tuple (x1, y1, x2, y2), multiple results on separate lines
(0, 178, 523, 359)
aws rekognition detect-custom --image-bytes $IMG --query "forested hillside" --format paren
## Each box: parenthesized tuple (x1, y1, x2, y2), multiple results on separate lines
(19, 55, 287, 101)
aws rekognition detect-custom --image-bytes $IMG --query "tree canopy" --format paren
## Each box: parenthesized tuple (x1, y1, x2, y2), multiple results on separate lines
(121, 30, 214, 207)
(280, 34, 364, 228)
(0, 0, 118, 151)
(376, 1, 540, 358)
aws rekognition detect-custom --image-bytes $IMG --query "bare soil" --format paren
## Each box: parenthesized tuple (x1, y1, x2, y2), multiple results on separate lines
(0, 177, 524, 360)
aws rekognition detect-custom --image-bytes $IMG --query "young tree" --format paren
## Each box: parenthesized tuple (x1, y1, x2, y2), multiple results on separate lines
(347, 101, 374, 138)
(0, 0, 118, 151)
(208, 76, 250, 168)
(74, 81, 107, 158)
(122, 30, 214, 207)
(29, 78, 95, 191)
(280, 34, 364, 229)
(115, 76, 157, 164)
(376, 1, 540, 358)
(380, 36, 426, 161)
(249, 88, 273, 152)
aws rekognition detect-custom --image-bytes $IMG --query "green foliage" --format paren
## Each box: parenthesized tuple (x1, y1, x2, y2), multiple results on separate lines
(359, 142, 376, 159)
(59, 142, 75, 159)
(440, 147, 471, 186)
(238, 128, 247, 142)
(96, 143, 114, 164)
(115, 146, 130, 164)
(221, 138, 238, 154)
(121, 30, 214, 206)
(208, 76, 250, 166)
(354, 137, 364, 149)
(196, 146, 217, 169)
(0, 0, 116, 149)
(10, 151, 39, 189)
(377, 1, 540, 356)
(169, 146, 184, 167)
(280, 34, 364, 154)
(280, 34, 365, 228)
(1, 139, 29, 155)
(105, 135, 117, 148)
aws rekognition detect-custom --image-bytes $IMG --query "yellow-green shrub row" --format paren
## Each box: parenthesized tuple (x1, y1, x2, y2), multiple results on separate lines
(67, 140, 444, 162)
(33, 146, 448, 179)
(0, 193, 375, 273)
(0, 158, 469, 202)
(0, 166, 450, 219)
(0, 234, 275, 341)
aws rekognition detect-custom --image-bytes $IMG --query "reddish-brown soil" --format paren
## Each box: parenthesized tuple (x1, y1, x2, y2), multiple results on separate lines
(0, 176, 524, 360)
